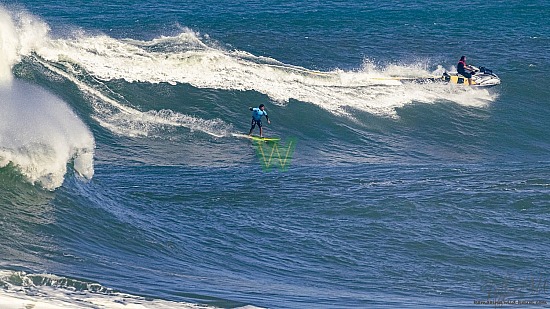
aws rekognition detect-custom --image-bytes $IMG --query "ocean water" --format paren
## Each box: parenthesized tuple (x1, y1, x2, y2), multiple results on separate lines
(0, 1, 549, 308)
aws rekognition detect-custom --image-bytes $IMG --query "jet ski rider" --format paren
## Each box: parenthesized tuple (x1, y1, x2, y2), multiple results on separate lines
(457, 55, 475, 85)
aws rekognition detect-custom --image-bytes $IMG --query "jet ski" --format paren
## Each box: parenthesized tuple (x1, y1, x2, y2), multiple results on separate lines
(367, 65, 501, 87)
(442, 65, 501, 87)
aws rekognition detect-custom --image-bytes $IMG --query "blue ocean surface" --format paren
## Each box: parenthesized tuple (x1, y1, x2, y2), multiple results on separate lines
(0, 1, 549, 308)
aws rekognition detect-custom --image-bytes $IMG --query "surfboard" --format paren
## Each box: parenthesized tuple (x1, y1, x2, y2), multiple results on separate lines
(232, 133, 280, 142)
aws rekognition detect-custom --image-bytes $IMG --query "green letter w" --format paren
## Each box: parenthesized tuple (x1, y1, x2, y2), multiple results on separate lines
(254, 138, 297, 172)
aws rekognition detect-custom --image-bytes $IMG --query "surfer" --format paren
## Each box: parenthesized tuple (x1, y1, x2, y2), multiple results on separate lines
(457, 55, 475, 85)
(248, 104, 270, 137)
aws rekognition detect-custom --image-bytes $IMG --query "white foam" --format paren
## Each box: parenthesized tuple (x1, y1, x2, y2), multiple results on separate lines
(0, 270, 264, 309)
(28, 29, 498, 118)
(0, 6, 49, 84)
(0, 285, 211, 309)
(0, 6, 232, 139)
(0, 7, 94, 190)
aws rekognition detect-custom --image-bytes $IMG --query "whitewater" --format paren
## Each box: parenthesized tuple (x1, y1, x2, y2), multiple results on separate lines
(0, 8, 94, 190)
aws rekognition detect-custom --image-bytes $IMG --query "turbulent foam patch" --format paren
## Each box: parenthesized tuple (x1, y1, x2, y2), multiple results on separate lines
(0, 270, 217, 309)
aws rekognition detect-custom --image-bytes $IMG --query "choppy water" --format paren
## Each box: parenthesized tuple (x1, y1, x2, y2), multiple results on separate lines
(0, 1, 549, 308)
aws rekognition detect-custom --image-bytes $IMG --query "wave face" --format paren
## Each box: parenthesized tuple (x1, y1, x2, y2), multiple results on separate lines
(1, 1, 549, 309)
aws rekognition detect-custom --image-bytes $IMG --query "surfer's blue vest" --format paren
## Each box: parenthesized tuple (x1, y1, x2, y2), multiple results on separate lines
(252, 108, 267, 121)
